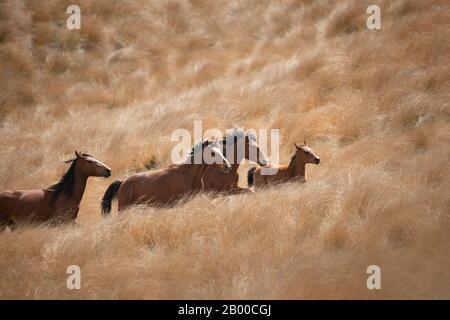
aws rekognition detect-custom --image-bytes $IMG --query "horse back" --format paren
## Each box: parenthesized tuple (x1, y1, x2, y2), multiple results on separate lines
(0, 189, 50, 223)
(253, 164, 289, 187)
(0, 190, 25, 209)
(118, 168, 181, 208)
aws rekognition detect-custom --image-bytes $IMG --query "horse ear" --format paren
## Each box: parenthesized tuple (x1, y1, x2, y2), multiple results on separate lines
(295, 143, 301, 149)
(304, 140, 307, 146)
(75, 151, 81, 158)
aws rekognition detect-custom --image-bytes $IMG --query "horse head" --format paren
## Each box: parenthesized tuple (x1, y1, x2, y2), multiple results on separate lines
(73, 151, 112, 178)
(294, 142, 320, 165)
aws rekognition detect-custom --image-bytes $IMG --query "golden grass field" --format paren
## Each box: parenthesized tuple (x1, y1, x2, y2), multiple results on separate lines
(0, 0, 449, 299)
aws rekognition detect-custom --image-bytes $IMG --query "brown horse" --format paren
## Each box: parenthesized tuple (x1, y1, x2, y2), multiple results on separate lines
(0, 152, 111, 230)
(101, 139, 231, 215)
(248, 142, 320, 188)
(202, 129, 268, 194)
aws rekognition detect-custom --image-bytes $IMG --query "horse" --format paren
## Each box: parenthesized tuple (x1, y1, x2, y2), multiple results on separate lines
(0, 151, 111, 230)
(101, 139, 232, 215)
(202, 129, 268, 195)
(247, 142, 320, 188)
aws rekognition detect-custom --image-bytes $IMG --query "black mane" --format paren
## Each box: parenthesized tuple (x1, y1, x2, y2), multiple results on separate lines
(47, 158, 78, 205)
(189, 140, 212, 156)
(220, 128, 246, 146)
(288, 149, 300, 176)
(288, 151, 298, 166)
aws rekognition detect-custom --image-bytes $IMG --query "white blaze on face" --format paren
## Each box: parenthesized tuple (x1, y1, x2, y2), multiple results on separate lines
(303, 146, 319, 159)
(212, 146, 230, 167)
(203, 141, 230, 167)
(86, 156, 111, 171)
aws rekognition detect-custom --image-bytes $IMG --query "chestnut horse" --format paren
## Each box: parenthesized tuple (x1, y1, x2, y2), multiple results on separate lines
(248, 142, 320, 188)
(202, 129, 268, 194)
(101, 140, 231, 215)
(0, 152, 111, 230)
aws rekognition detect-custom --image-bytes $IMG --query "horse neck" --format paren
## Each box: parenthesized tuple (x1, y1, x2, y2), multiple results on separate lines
(288, 154, 306, 180)
(68, 165, 89, 204)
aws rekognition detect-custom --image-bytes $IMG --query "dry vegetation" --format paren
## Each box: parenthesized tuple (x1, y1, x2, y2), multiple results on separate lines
(1, 0, 450, 299)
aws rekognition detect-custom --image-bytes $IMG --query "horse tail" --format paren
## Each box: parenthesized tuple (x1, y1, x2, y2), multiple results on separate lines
(247, 167, 257, 187)
(101, 180, 122, 217)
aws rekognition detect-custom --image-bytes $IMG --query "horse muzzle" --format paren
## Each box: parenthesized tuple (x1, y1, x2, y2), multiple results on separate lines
(103, 169, 112, 177)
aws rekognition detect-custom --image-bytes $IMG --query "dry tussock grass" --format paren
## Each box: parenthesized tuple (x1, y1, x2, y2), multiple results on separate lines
(0, 0, 449, 299)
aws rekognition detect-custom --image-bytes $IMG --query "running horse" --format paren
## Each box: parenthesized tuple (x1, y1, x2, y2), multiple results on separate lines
(0, 152, 111, 230)
(248, 142, 320, 188)
(202, 129, 268, 194)
(101, 139, 232, 215)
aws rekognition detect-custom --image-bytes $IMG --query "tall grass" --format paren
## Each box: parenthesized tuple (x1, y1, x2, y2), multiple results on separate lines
(0, 0, 449, 299)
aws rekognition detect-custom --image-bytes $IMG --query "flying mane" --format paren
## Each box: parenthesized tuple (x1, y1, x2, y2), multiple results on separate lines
(46, 153, 92, 205)
(184, 140, 213, 164)
(221, 128, 256, 146)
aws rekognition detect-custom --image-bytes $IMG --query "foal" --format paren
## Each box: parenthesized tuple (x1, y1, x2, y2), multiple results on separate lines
(202, 129, 268, 194)
(0, 152, 111, 230)
(248, 142, 320, 188)
(101, 140, 231, 215)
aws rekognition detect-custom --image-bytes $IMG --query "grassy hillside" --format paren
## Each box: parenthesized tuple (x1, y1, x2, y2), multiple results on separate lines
(0, 0, 449, 299)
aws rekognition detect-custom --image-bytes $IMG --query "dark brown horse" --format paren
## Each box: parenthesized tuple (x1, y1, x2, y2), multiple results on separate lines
(202, 129, 268, 194)
(0, 152, 111, 230)
(101, 140, 231, 215)
(248, 142, 320, 188)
